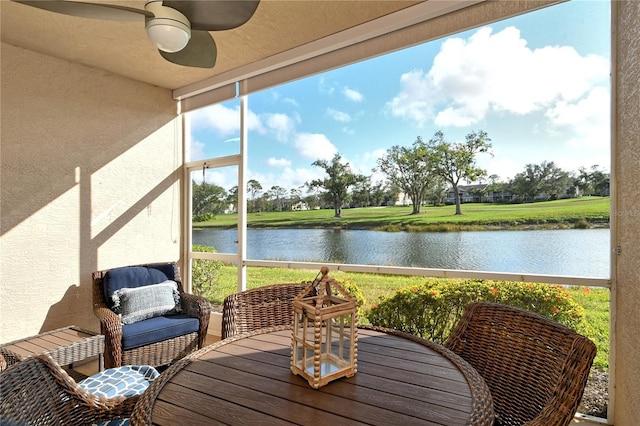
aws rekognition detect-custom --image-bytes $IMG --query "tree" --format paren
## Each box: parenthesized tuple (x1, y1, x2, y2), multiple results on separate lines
(486, 175, 512, 203)
(377, 137, 440, 214)
(247, 179, 263, 212)
(226, 185, 238, 213)
(511, 161, 571, 201)
(511, 165, 539, 202)
(368, 181, 392, 206)
(425, 179, 447, 206)
(430, 130, 492, 215)
(268, 185, 288, 211)
(290, 187, 303, 210)
(591, 168, 610, 196)
(308, 154, 361, 217)
(537, 161, 571, 200)
(192, 181, 228, 220)
(577, 165, 610, 197)
(351, 176, 374, 207)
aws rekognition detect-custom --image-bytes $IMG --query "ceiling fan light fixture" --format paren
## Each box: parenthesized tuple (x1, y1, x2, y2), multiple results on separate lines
(145, 1, 191, 53)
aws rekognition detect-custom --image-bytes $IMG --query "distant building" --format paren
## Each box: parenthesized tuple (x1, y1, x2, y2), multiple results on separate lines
(444, 184, 488, 204)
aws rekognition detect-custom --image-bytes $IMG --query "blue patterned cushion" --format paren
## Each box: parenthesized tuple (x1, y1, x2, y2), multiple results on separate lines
(79, 366, 159, 426)
(78, 365, 159, 399)
(112, 281, 181, 325)
(100, 420, 130, 426)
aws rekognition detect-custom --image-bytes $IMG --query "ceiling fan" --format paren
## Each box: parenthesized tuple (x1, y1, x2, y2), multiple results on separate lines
(12, 0, 261, 68)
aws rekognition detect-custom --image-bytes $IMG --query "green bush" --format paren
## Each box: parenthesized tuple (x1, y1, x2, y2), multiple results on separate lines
(365, 278, 586, 343)
(191, 244, 223, 297)
(335, 277, 366, 316)
(193, 213, 216, 223)
(574, 218, 591, 229)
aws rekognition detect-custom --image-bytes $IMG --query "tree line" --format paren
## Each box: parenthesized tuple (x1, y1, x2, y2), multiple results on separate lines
(192, 130, 609, 221)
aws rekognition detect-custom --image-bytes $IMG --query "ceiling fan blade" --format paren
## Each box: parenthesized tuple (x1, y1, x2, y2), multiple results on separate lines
(163, 0, 260, 31)
(13, 0, 150, 21)
(159, 30, 217, 69)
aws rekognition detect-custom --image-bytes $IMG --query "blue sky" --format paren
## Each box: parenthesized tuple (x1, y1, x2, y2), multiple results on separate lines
(188, 0, 610, 194)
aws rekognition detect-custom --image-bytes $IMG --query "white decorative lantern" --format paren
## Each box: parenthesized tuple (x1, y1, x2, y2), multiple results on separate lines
(291, 267, 358, 389)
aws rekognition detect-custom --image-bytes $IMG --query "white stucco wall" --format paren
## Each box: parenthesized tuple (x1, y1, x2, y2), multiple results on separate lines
(612, 1, 640, 425)
(0, 43, 182, 341)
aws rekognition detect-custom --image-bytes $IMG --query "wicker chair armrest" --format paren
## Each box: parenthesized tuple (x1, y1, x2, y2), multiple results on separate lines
(36, 355, 139, 423)
(93, 306, 123, 335)
(93, 305, 123, 367)
(180, 292, 211, 348)
(180, 292, 212, 319)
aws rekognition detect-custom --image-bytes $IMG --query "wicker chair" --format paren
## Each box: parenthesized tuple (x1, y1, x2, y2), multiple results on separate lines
(444, 302, 596, 426)
(0, 354, 138, 425)
(221, 283, 311, 339)
(93, 262, 211, 368)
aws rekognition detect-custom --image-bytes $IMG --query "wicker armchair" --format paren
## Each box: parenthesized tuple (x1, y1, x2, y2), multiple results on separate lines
(444, 302, 596, 426)
(222, 283, 311, 339)
(0, 354, 138, 425)
(93, 262, 211, 368)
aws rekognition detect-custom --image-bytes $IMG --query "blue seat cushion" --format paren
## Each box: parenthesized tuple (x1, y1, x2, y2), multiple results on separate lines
(103, 264, 177, 306)
(78, 365, 159, 398)
(121, 314, 199, 350)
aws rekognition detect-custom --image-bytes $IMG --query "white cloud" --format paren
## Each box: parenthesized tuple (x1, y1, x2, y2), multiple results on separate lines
(267, 157, 292, 167)
(476, 155, 522, 182)
(385, 70, 434, 127)
(203, 168, 236, 191)
(386, 26, 609, 129)
(343, 87, 364, 102)
(545, 86, 610, 150)
(319, 77, 337, 95)
(326, 108, 352, 123)
(263, 113, 296, 142)
(189, 104, 239, 136)
(189, 103, 265, 136)
(188, 138, 206, 162)
(249, 167, 324, 194)
(294, 133, 338, 160)
(355, 148, 388, 172)
(284, 98, 300, 107)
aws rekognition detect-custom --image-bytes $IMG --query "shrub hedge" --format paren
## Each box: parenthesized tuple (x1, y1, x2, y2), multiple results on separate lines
(191, 244, 223, 297)
(365, 278, 586, 343)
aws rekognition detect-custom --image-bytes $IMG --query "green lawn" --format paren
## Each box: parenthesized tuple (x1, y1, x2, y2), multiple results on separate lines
(196, 197, 610, 231)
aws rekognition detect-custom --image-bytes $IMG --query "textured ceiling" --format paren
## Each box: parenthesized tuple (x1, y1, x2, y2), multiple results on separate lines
(1, 0, 421, 91)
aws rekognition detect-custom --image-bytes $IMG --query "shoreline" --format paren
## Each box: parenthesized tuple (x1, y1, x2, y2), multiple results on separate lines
(194, 219, 611, 232)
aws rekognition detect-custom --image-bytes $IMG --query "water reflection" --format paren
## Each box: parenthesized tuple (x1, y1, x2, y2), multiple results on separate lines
(192, 228, 609, 278)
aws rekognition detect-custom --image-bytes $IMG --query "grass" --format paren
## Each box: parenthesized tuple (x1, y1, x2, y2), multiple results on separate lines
(568, 286, 610, 370)
(205, 265, 609, 370)
(195, 197, 610, 231)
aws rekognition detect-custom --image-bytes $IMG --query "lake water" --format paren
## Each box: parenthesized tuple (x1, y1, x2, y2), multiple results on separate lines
(192, 228, 610, 278)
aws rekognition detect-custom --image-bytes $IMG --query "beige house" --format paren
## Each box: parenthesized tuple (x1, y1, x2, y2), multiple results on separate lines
(1, 1, 638, 424)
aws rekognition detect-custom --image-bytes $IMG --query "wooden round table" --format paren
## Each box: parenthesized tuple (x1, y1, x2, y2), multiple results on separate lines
(132, 325, 494, 425)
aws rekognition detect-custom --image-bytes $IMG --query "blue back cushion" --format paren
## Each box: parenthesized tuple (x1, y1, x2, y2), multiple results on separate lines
(103, 264, 176, 306)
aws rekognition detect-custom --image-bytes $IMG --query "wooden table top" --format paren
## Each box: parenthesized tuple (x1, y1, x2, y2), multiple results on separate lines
(132, 326, 494, 426)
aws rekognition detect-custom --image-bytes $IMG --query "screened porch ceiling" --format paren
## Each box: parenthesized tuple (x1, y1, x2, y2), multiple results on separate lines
(1, 0, 483, 94)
